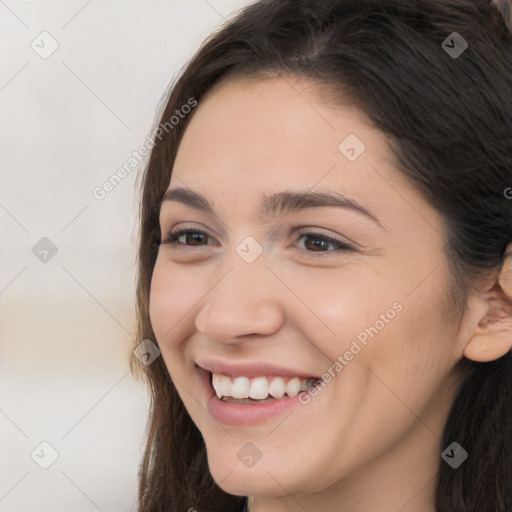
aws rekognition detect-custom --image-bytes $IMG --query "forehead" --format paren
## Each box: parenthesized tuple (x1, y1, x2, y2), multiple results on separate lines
(173, 76, 392, 189)
(169, 75, 442, 237)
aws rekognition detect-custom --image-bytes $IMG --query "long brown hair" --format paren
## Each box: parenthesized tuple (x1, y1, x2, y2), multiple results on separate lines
(130, 1, 512, 510)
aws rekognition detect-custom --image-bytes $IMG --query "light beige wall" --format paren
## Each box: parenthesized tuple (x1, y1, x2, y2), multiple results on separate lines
(0, 1, 253, 510)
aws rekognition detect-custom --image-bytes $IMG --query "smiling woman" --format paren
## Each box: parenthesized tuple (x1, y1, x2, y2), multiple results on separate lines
(130, 1, 512, 511)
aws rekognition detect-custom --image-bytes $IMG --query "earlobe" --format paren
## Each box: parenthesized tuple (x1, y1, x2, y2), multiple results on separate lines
(463, 247, 512, 363)
(464, 330, 512, 362)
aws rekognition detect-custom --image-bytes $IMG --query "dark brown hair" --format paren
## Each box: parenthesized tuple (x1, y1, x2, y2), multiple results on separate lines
(130, 1, 512, 510)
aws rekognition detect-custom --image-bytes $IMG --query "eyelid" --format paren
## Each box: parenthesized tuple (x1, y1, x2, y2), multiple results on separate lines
(159, 207, 225, 239)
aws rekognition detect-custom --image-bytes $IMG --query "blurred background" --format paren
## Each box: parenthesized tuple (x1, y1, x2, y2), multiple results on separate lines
(0, 1, 252, 510)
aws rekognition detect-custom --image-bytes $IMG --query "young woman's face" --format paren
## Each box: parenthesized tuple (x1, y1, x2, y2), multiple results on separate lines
(149, 76, 475, 509)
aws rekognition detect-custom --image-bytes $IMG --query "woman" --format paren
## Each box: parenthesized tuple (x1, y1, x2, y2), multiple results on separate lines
(130, 0, 512, 510)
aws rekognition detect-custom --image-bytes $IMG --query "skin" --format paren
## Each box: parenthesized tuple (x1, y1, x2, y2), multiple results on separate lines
(148, 75, 512, 512)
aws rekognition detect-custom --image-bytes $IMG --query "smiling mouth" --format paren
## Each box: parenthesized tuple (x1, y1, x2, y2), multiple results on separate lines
(196, 365, 322, 425)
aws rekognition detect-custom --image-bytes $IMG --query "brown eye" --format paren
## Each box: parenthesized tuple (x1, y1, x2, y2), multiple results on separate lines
(162, 229, 212, 247)
(296, 231, 354, 254)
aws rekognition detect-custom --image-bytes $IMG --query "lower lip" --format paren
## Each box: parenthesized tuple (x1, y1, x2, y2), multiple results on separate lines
(197, 366, 313, 426)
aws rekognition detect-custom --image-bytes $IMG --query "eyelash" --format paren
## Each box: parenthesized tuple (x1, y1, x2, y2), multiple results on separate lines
(161, 227, 354, 255)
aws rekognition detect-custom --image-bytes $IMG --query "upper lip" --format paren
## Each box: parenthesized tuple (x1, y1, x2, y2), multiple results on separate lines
(195, 358, 320, 379)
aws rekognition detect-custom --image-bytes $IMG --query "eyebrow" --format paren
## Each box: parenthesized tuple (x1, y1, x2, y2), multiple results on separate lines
(161, 187, 383, 227)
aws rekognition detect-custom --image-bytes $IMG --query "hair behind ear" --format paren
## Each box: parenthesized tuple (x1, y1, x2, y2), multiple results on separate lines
(436, 355, 512, 511)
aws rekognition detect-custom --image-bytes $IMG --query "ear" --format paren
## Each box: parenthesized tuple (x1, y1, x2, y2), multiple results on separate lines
(464, 248, 512, 362)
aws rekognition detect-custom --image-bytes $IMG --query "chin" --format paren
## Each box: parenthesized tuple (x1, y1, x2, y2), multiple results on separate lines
(206, 452, 285, 496)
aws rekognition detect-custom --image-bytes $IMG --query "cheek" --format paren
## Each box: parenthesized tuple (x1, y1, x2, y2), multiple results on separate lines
(148, 261, 196, 346)
(148, 262, 203, 388)
(351, 288, 458, 413)
(310, 264, 456, 390)
(292, 266, 402, 361)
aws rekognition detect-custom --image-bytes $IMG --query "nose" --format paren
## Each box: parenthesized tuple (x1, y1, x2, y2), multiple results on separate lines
(194, 259, 286, 344)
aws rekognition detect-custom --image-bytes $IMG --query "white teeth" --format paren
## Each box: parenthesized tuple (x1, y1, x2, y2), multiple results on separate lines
(211, 373, 317, 400)
(232, 376, 250, 398)
(212, 373, 231, 399)
(268, 377, 286, 398)
(249, 376, 269, 399)
(286, 377, 301, 397)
